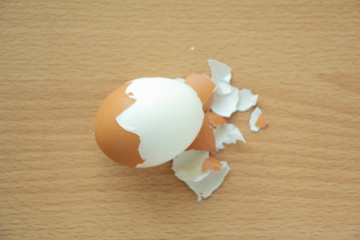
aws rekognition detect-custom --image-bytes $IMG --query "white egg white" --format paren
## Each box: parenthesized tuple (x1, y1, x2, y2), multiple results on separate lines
(116, 77, 204, 167)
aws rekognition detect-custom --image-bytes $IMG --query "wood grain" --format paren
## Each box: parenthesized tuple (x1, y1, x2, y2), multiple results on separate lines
(1, 1, 359, 239)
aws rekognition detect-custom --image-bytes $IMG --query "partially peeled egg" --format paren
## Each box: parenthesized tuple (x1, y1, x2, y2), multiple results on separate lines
(94, 77, 204, 168)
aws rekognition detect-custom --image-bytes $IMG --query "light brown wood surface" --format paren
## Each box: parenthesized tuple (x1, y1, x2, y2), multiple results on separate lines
(1, 1, 359, 239)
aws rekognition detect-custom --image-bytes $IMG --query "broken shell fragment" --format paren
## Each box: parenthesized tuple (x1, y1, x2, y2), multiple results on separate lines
(249, 106, 267, 132)
(185, 73, 216, 112)
(207, 111, 227, 127)
(210, 86, 239, 117)
(237, 89, 258, 112)
(214, 123, 246, 151)
(202, 157, 223, 172)
(172, 150, 230, 201)
(185, 161, 230, 201)
(172, 150, 211, 182)
(208, 59, 232, 94)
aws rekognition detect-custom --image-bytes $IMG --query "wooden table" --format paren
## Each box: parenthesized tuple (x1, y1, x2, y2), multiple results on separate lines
(1, 1, 359, 239)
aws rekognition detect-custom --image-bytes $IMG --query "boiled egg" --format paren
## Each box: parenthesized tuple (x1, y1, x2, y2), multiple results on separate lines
(94, 77, 204, 168)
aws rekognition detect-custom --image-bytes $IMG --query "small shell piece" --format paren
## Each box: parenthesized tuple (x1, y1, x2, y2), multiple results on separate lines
(249, 107, 267, 132)
(208, 59, 232, 94)
(202, 157, 223, 172)
(185, 161, 230, 201)
(172, 150, 210, 182)
(172, 150, 230, 201)
(207, 111, 227, 127)
(214, 124, 246, 151)
(237, 89, 258, 112)
(210, 87, 239, 117)
(185, 73, 216, 112)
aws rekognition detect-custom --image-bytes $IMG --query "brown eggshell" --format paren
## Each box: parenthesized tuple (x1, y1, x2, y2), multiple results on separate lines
(185, 73, 216, 112)
(202, 157, 223, 172)
(187, 113, 217, 153)
(207, 111, 227, 127)
(94, 82, 145, 167)
(202, 91, 216, 113)
(255, 113, 267, 128)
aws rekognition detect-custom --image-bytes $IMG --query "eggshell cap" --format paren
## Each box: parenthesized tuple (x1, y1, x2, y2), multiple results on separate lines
(94, 82, 144, 167)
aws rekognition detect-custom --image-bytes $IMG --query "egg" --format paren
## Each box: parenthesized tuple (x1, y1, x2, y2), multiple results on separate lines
(94, 77, 204, 168)
(94, 59, 267, 200)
